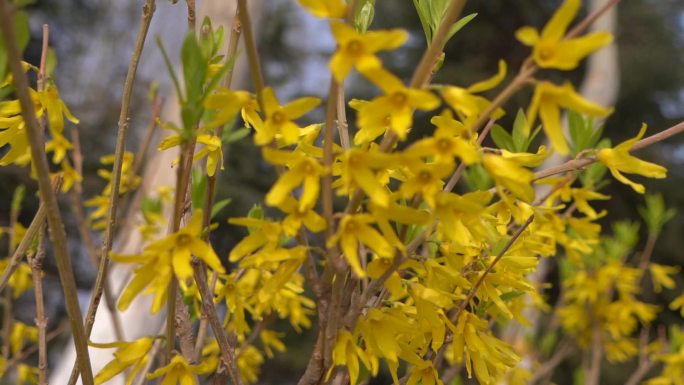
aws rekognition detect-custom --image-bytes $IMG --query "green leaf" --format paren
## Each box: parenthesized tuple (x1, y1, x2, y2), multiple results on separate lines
(211, 198, 232, 219)
(11, 185, 26, 214)
(463, 164, 494, 191)
(567, 110, 584, 154)
(413, 0, 432, 43)
(191, 167, 208, 211)
(354, 0, 375, 34)
(141, 196, 162, 214)
(181, 32, 207, 106)
(156, 36, 183, 102)
(446, 13, 478, 42)
(638, 194, 676, 236)
(223, 127, 251, 144)
(490, 124, 514, 151)
(511, 109, 528, 152)
(0, 10, 29, 83)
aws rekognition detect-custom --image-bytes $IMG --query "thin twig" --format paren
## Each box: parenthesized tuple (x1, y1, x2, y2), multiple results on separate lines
(237, 0, 265, 109)
(186, 0, 196, 32)
(67, 1, 156, 383)
(68, 129, 126, 342)
(529, 339, 576, 383)
(0, 2, 94, 383)
(193, 264, 243, 385)
(28, 227, 48, 385)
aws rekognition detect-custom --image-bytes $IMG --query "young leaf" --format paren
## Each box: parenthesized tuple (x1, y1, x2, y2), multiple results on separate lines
(354, 0, 375, 33)
(490, 124, 514, 151)
(511, 109, 528, 152)
(413, 0, 432, 42)
(191, 167, 208, 211)
(223, 127, 251, 144)
(211, 198, 233, 219)
(446, 13, 478, 42)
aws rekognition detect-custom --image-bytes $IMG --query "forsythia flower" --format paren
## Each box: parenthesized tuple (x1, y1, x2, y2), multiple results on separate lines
(251, 87, 320, 146)
(334, 148, 397, 207)
(298, 0, 346, 18)
(441, 60, 507, 128)
(527, 81, 612, 155)
(90, 337, 154, 385)
(328, 214, 394, 277)
(262, 147, 324, 211)
(113, 210, 224, 313)
(330, 329, 371, 385)
(147, 354, 202, 385)
(329, 21, 408, 82)
(515, 0, 613, 69)
(404, 110, 480, 166)
(356, 67, 440, 141)
(598, 124, 667, 193)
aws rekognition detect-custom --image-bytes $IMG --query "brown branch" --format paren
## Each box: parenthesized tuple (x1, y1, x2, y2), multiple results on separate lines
(624, 328, 656, 385)
(68, 129, 126, 342)
(193, 263, 243, 385)
(0, 1, 94, 383)
(585, 325, 603, 385)
(28, 227, 48, 385)
(529, 339, 576, 384)
(237, 0, 265, 110)
(186, 0, 196, 32)
(37, 24, 48, 91)
(67, 1, 156, 383)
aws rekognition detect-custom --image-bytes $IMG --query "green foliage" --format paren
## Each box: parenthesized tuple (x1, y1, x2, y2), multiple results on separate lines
(638, 193, 676, 237)
(490, 109, 542, 153)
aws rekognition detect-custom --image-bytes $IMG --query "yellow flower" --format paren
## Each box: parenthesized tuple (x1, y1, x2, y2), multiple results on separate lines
(16, 364, 39, 385)
(406, 360, 443, 385)
(194, 134, 222, 176)
(37, 84, 79, 134)
(252, 87, 320, 146)
(298, 0, 346, 18)
(441, 60, 507, 129)
(398, 162, 452, 208)
(228, 218, 283, 262)
(356, 67, 440, 141)
(598, 124, 667, 193)
(527, 81, 612, 155)
(404, 110, 480, 166)
(334, 148, 398, 207)
(648, 263, 679, 293)
(112, 210, 223, 312)
(10, 322, 38, 356)
(262, 147, 324, 211)
(57, 158, 83, 193)
(90, 337, 154, 385)
(516, 0, 613, 69)
(147, 354, 202, 385)
(112, 250, 172, 313)
(45, 131, 72, 164)
(329, 21, 408, 82)
(203, 88, 250, 130)
(483, 154, 535, 202)
(278, 196, 327, 236)
(0, 259, 32, 298)
(330, 329, 371, 385)
(327, 214, 394, 277)
(670, 294, 684, 317)
(144, 209, 225, 280)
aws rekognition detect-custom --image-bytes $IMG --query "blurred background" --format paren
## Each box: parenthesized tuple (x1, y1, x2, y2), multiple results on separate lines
(1, 0, 683, 384)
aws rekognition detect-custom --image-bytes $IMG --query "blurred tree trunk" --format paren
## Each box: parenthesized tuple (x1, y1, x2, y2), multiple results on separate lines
(49, 1, 262, 384)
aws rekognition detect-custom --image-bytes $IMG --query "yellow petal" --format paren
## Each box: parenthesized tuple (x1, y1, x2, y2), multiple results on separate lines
(515, 26, 539, 46)
(467, 59, 507, 94)
(541, 0, 580, 41)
